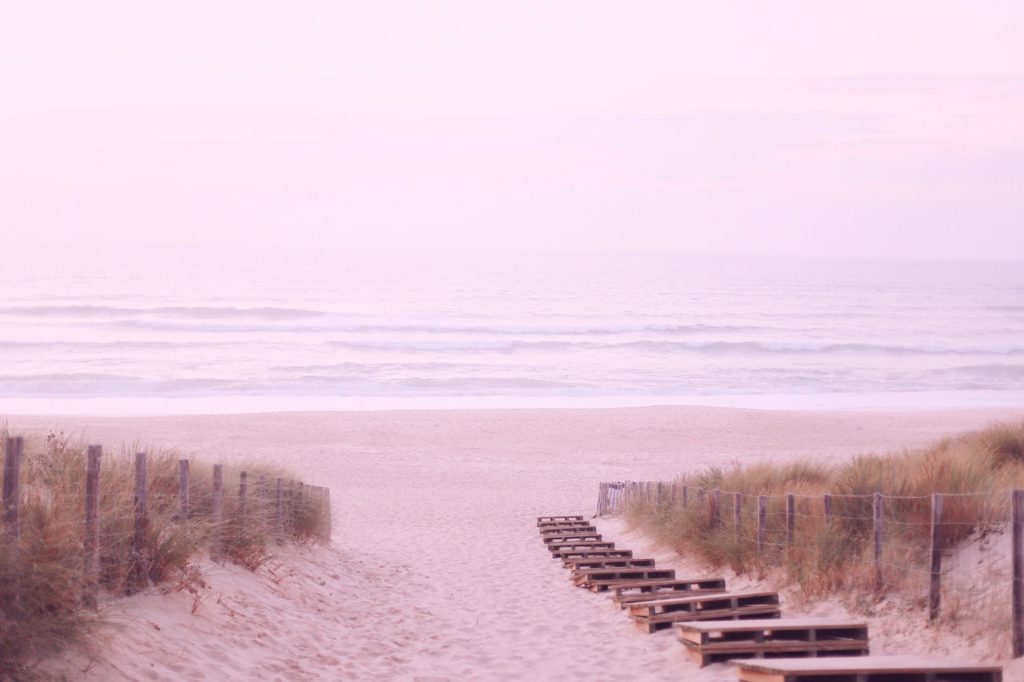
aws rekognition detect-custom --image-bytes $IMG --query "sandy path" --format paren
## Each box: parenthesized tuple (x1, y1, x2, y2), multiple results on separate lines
(12, 406, 1024, 681)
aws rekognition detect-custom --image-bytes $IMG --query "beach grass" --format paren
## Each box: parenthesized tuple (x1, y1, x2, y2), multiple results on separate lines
(0, 426, 330, 677)
(623, 420, 1024, 597)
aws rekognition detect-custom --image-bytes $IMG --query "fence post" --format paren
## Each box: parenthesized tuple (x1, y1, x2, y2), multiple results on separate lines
(3, 437, 23, 541)
(239, 470, 248, 519)
(211, 464, 224, 561)
(275, 477, 284, 533)
(757, 495, 767, 555)
(733, 492, 742, 532)
(785, 493, 795, 546)
(710, 489, 721, 528)
(928, 492, 944, 621)
(1013, 489, 1024, 657)
(83, 445, 102, 608)
(130, 452, 149, 592)
(656, 482, 664, 506)
(682, 485, 689, 508)
(873, 492, 884, 593)
(823, 493, 833, 527)
(178, 459, 190, 520)
(324, 486, 332, 540)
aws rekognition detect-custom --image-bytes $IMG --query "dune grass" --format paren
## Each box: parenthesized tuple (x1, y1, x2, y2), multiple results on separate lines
(0, 428, 331, 677)
(623, 421, 1024, 598)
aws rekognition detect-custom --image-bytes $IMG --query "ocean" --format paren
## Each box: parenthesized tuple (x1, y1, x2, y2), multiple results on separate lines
(2, 248, 1023, 414)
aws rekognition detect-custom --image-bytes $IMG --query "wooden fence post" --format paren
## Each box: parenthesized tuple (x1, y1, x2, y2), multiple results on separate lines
(785, 493, 795, 546)
(275, 477, 284, 533)
(178, 459, 190, 520)
(710, 489, 721, 528)
(757, 495, 767, 555)
(239, 470, 248, 519)
(734, 492, 742, 538)
(682, 485, 689, 508)
(928, 492, 944, 621)
(873, 492, 884, 593)
(211, 464, 224, 561)
(656, 482, 664, 506)
(130, 452, 149, 591)
(1012, 489, 1024, 657)
(823, 493, 833, 527)
(3, 437, 23, 541)
(83, 445, 102, 608)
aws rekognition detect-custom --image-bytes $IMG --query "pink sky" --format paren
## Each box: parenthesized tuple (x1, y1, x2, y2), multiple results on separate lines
(2, 1, 1022, 258)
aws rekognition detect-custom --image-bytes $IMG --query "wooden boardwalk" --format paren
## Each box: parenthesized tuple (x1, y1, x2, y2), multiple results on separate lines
(537, 514, 1004, 680)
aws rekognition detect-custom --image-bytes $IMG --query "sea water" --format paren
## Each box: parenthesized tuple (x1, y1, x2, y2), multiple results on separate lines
(1, 248, 1022, 414)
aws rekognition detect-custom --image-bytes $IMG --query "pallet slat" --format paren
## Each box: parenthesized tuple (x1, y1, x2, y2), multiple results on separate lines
(537, 515, 584, 524)
(566, 558, 655, 572)
(733, 655, 1002, 682)
(554, 549, 633, 561)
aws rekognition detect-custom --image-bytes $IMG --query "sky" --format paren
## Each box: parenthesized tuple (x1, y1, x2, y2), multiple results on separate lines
(1, 1, 1022, 258)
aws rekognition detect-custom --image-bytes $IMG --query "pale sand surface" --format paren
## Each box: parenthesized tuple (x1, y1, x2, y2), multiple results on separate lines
(10, 405, 1024, 681)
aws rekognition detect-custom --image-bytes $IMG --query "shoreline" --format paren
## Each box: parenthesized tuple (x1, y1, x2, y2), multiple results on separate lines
(4, 388, 1024, 418)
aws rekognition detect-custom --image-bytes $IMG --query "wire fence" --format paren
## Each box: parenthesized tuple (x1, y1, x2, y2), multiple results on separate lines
(596, 480, 1024, 658)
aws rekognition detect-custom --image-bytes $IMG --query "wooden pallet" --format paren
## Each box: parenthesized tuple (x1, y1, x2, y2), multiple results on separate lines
(547, 540, 615, 553)
(732, 655, 1002, 682)
(553, 548, 633, 561)
(542, 532, 602, 544)
(628, 591, 780, 633)
(675, 618, 869, 667)
(538, 519, 590, 530)
(537, 515, 584, 524)
(610, 578, 728, 608)
(540, 525, 596, 536)
(572, 567, 676, 591)
(566, 557, 655, 572)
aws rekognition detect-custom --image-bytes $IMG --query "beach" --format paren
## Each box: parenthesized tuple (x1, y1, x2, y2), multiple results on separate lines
(11, 405, 1024, 681)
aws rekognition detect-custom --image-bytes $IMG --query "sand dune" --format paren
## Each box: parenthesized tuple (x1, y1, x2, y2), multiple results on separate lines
(13, 406, 1024, 681)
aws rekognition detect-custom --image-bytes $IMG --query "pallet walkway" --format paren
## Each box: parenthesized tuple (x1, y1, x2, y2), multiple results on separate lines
(536, 515, 1002, 680)
(732, 656, 1002, 682)
(675, 618, 869, 667)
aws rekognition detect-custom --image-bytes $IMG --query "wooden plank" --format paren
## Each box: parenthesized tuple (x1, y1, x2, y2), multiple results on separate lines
(633, 606, 780, 633)
(613, 586, 726, 608)
(566, 558, 655, 572)
(542, 532, 602, 544)
(733, 655, 1002, 678)
(873, 492, 884, 592)
(555, 549, 633, 562)
(540, 525, 596, 536)
(537, 515, 584, 524)
(547, 540, 614, 552)
(212, 464, 224, 560)
(538, 520, 591, 529)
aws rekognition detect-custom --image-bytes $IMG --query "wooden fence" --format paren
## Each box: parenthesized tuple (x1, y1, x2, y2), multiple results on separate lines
(2, 436, 332, 605)
(598, 480, 1024, 657)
